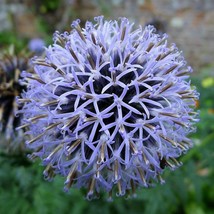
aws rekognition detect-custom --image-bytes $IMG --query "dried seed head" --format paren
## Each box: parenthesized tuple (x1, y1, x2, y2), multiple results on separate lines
(0, 46, 32, 153)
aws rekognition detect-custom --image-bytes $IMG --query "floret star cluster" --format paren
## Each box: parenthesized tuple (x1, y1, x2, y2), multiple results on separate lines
(17, 16, 199, 199)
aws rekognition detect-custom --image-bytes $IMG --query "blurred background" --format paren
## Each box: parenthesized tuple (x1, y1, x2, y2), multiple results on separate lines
(0, 0, 213, 213)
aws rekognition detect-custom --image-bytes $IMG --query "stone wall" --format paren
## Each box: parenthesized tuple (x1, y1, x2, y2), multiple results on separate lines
(0, 0, 214, 71)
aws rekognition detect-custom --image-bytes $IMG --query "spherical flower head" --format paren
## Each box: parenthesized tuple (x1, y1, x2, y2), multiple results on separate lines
(0, 46, 31, 153)
(28, 38, 45, 54)
(18, 16, 199, 199)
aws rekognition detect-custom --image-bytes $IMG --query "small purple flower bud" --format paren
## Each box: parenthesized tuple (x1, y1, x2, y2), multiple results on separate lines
(18, 17, 199, 199)
(28, 38, 45, 54)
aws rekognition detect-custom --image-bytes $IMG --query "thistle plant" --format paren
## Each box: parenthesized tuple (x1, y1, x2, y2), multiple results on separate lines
(17, 17, 199, 199)
(0, 46, 31, 152)
(28, 38, 45, 55)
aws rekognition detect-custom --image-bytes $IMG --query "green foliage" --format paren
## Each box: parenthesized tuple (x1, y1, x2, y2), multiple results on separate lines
(0, 32, 27, 51)
(191, 67, 214, 137)
(39, 0, 61, 13)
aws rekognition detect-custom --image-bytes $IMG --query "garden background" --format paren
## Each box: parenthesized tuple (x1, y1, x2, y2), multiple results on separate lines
(0, 0, 214, 213)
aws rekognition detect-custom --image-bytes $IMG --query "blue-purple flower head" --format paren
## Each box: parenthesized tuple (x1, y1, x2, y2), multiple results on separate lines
(17, 16, 199, 199)
(28, 38, 45, 54)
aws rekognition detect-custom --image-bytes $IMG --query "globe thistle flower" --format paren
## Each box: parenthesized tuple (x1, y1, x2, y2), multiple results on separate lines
(0, 46, 31, 152)
(17, 17, 199, 199)
(28, 38, 45, 55)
